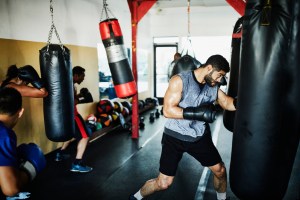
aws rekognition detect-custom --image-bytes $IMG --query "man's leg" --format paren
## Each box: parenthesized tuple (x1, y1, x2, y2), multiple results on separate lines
(60, 138, 75, 150)
(189, 126, 227, 199)
(75, 137, 89, 159)
(131, 172, 174, 200)
(131, 133, 182, 200)
(209, 162, 227, 200)
(55, 139, 75, 161)
(70, 137, 92, 173)
(70, 114, 93, 173)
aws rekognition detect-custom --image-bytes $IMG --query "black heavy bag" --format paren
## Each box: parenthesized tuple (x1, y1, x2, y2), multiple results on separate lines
(230, 0, 300, 199)
(40, 44, 74, 142)
(99, 18, 137, 98)
(223, 17, 243, 132)
(170, 55, 200, 78)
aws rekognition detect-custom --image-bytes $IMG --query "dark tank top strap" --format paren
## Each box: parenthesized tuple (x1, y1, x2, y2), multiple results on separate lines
(0, 79, 11, 88)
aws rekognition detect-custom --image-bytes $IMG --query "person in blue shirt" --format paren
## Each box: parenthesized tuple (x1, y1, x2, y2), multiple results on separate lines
(0, 87, 46, 198)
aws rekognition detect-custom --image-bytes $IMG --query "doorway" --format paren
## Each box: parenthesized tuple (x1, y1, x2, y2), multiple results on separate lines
(154, 44, 178, 105)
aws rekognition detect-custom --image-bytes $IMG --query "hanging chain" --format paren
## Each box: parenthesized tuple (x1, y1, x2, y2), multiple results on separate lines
(187, 0, 191, 38)
(100, 0, 115, 21)
(47, 0, 64, 51)
(181, 0, 195, 57)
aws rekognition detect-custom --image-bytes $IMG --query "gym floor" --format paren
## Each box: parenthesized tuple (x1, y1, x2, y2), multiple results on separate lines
(26, 107, 299, 200)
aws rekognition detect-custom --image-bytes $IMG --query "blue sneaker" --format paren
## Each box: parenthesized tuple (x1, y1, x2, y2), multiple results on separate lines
(55, 152, 70, 162)
(70, 162, 93, 173)
(6, 192, 31, 199)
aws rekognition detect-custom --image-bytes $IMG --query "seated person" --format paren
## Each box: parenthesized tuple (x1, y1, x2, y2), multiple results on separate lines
(0, 87, 46, 199)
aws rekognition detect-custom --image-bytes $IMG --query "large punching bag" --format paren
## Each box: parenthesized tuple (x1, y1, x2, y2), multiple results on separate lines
(170, 55, 200, 78)
(99, 18, 137, 98)
(230, 0, 300, 199)
(40, 44, 74, 142)
(223, 17, 243, 132)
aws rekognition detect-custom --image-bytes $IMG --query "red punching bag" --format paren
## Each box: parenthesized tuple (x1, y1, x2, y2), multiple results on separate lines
(99, 18, 137, 98)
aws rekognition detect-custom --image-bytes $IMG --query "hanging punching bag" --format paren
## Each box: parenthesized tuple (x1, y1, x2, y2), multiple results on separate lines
(223, 17, 243, 132)
(230, 0, 300, 199)
(40, 44, 74, 142)
(170, 55, 200, 78)
(99, 18, 137, 98)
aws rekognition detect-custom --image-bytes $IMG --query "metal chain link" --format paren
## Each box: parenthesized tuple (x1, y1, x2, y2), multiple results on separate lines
(181, 0, 195, 57)
(187, 0, 190, 37)
(100, 0, 115, 22)
(47, 0, 64, 52)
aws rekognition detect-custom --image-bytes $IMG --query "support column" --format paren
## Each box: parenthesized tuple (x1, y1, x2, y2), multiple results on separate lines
(127, 0, 157, 139)
(226, 0, 246, 16)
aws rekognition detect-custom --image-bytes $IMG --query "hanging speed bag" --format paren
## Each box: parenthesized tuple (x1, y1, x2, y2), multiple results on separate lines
(39, 44, 74, 142)
(99, 18, 137, 98)
(223, 17, 243, 132)
(170, 55, 200, 78)
(230, 0, 300, 199)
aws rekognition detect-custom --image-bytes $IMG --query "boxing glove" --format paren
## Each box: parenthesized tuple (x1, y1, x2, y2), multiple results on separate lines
(218, 77, 227, 86)
(183, 103, 217, 123)
(17, 143, 46, 181)
(18, 65, 44, 89)
(78, 88, 93, 103)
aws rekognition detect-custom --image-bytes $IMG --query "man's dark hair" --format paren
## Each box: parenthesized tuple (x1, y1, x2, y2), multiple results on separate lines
(203, 55, 230, 73)
(174, 52, 181, 57)
(0, 87, 22, 116)
(1, 65, 19, 87)
(73, 66, 85, 76)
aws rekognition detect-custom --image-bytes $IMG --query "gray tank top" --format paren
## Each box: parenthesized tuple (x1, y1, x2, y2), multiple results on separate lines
(164, 70, 218, 142)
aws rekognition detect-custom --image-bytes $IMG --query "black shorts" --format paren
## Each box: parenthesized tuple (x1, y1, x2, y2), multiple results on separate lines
(159, 127, 222, 176)
(74, 114, 92, 139)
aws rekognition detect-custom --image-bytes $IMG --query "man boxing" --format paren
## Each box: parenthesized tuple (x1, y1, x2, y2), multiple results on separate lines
(0, 87, 46, 199)
(55, 66, 93, 173)
(130, 55, 236, 200)
(0, 65, 48, 98)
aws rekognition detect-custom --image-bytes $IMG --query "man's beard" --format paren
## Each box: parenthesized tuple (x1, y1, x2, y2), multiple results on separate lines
(204, 71, 215, 87)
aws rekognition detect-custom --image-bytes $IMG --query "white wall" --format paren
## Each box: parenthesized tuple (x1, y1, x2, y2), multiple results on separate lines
(0, 0, 240, 54)
(149, 5, 240, 37)
(0, 0, 240, 99)
(0, 0, 134, 48)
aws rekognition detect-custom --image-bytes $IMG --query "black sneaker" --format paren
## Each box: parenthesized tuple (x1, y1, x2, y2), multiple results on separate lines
(55, 152, 70, 162)
(129, 194, 137, 200)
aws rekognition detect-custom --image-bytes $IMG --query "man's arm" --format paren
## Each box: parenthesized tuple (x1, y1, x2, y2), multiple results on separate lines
(6, 83, 48, 98)
(77, 88, 93, 104)
(0, 166, 29, 197)
(74, 85, 80, 105)
(164, 75, 217, 123)
(217, 88, 236, 111)
(163, 75, 184, 119)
